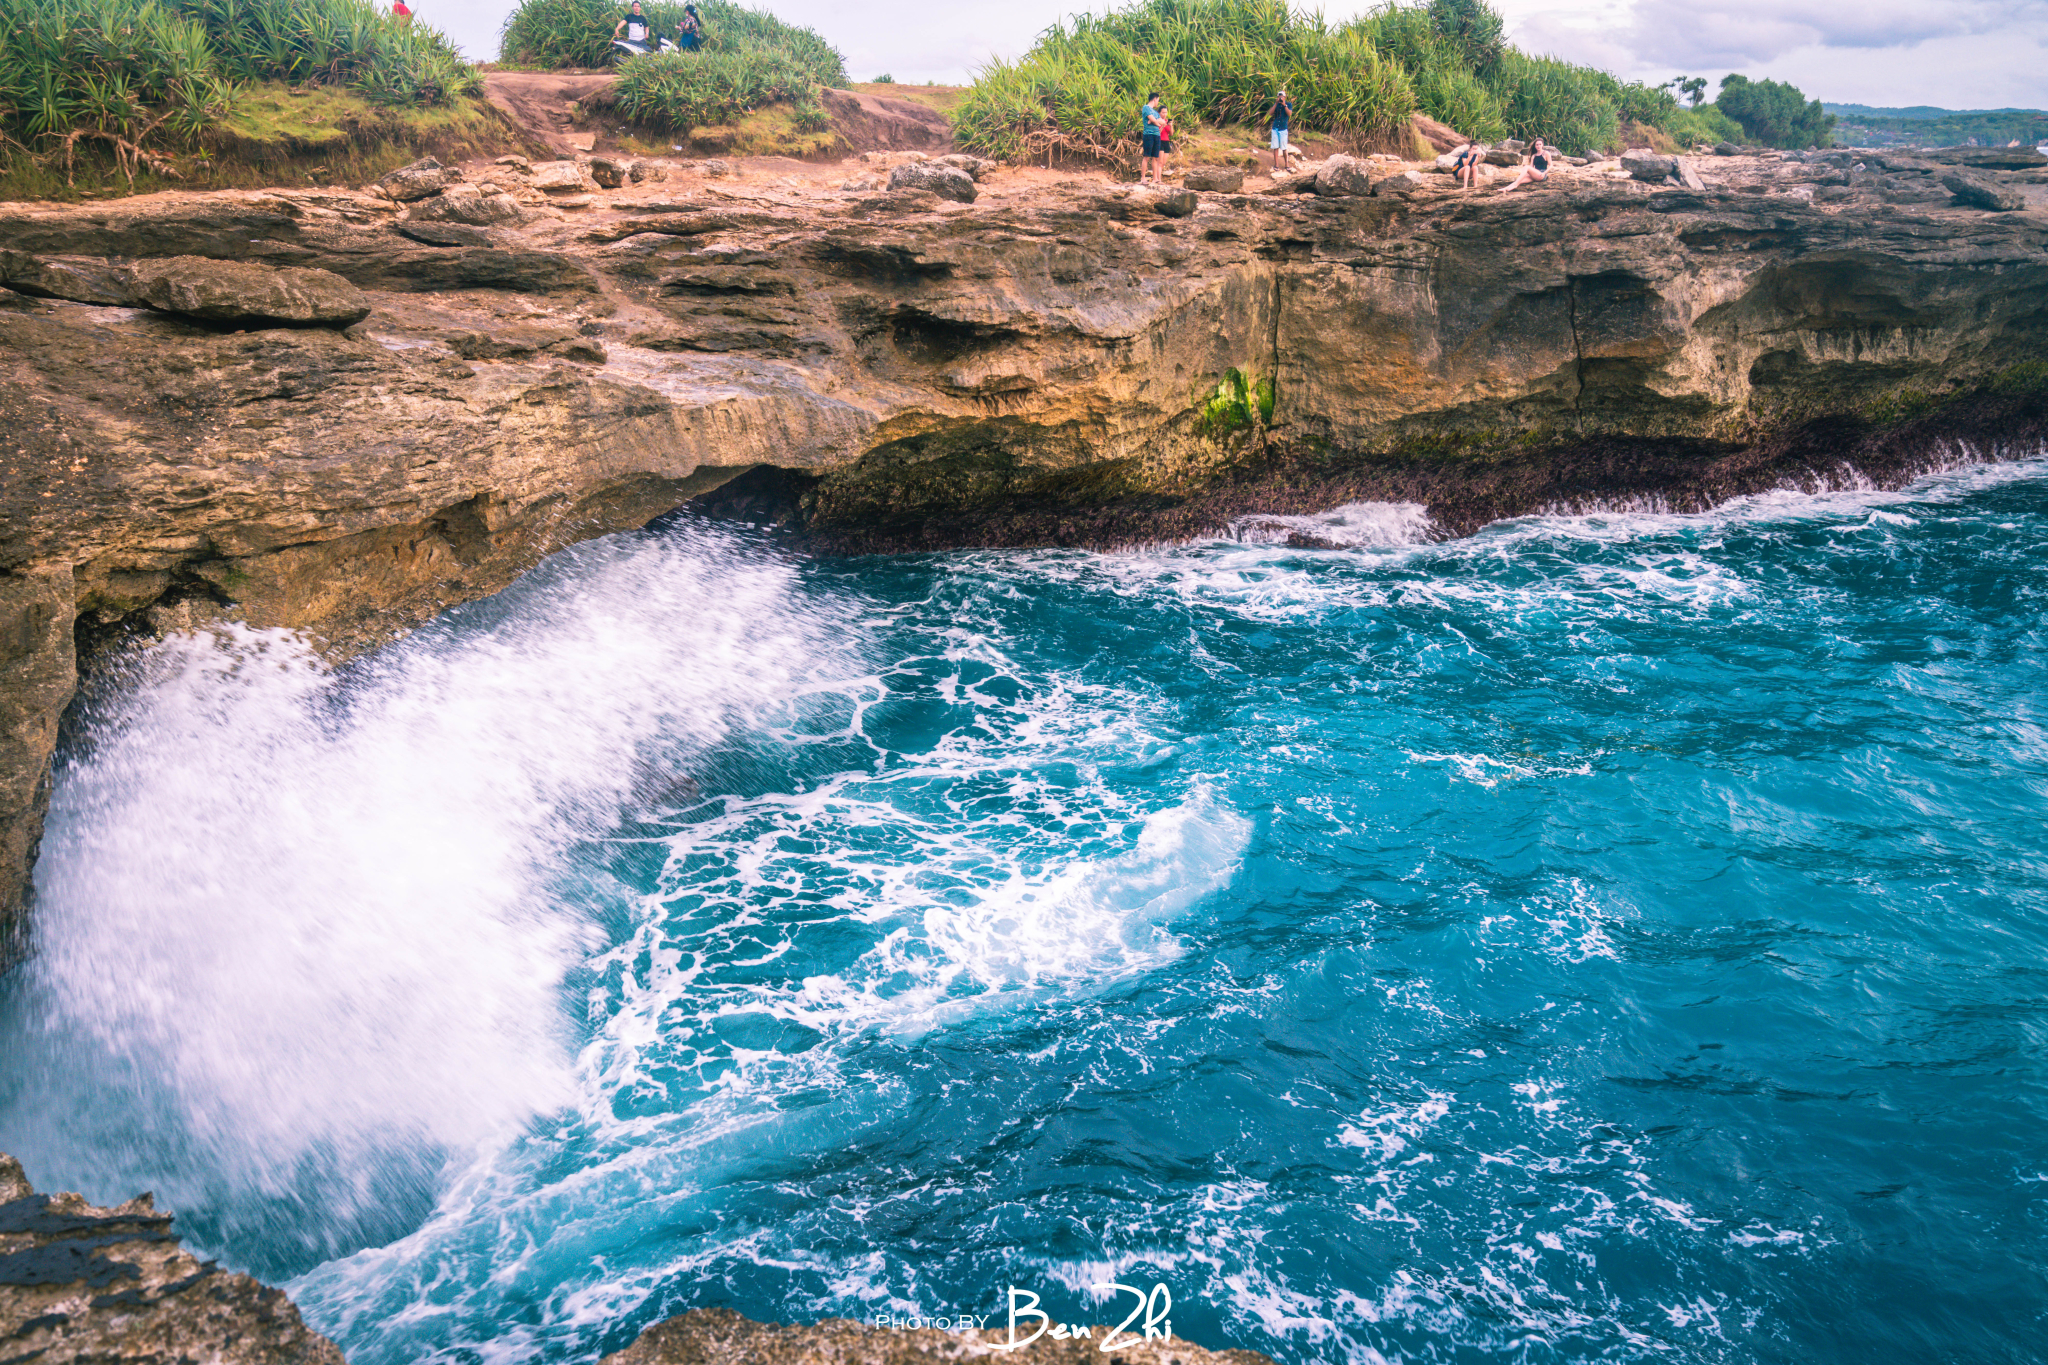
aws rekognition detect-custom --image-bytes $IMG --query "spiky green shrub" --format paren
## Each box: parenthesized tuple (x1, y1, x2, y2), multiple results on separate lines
(1483, 50, 1618, 155)
(955, 0, 1416, 165)
(1345, 3, 1502, 139)
(0, 0, 477, 179)
(498, 0, 843, 85)
(609, 44, 824, 128)
(172, 0, 479, 103)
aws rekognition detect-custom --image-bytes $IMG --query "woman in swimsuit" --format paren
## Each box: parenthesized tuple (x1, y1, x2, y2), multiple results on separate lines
(1451, 142, 1485, 190)
(1500, 137, 1551, 194)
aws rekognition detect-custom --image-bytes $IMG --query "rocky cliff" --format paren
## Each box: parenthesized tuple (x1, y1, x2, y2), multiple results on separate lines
(0, 1153, 346, 1365)
(0, 147, 2044, 946)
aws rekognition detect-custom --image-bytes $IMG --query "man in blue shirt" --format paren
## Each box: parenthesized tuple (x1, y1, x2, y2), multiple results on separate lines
(1140, 92, 1165, 184)
(1267, 88, 1296, 173)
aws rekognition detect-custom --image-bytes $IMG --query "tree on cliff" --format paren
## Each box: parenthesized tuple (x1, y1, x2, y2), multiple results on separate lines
(1716, 74, 1834, 148)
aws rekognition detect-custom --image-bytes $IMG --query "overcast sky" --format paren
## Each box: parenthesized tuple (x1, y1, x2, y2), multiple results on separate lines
(428, 0, 2047, 110)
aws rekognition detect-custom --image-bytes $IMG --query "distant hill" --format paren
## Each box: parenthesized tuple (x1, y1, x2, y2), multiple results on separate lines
(1824, 104, 2047, 148)
(1823, 104, 2035, 120)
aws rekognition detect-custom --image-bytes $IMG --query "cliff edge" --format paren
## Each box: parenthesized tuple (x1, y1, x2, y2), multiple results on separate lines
(0, 146, 2044, 947)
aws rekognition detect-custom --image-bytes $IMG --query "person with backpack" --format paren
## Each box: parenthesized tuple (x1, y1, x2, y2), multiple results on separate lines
(1267, 88, 1296, 173)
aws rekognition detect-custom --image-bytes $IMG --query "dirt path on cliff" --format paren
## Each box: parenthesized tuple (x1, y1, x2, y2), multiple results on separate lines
(484, 71, 620, 158)
(482, 72, 954, 162)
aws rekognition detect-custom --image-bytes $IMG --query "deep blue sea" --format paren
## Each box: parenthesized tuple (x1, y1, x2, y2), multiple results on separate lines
(4, 457, 2046, 1365)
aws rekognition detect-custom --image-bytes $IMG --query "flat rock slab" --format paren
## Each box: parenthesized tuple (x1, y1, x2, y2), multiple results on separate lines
(129, 256, 371, 328)
(1942, 171, 2027, 212)
(1182, 165, 1246, 192)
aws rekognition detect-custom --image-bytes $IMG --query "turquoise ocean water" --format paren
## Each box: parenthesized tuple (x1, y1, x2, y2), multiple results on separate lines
(3, 457, 2045, 1363)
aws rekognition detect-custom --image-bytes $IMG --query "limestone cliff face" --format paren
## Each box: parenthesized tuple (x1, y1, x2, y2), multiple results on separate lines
(0, 158, 2044, 941)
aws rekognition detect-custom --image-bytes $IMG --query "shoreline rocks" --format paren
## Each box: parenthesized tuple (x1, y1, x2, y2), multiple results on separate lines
(604, 1306, 1277, 1364)
(0, 1153, 346, 1365)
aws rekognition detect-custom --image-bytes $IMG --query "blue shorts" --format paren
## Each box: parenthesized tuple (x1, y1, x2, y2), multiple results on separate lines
(1142, 132, 1162, 157)
(1270, 127, 1289, 151)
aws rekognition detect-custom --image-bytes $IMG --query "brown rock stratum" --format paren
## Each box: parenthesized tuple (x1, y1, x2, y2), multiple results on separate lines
(0, 146, 2044, 954)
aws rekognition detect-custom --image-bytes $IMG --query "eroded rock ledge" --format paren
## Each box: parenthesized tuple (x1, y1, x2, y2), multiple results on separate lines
(0, 1152, 1271, 1365)
(0, 154, 2045, 943)
(0, 1153, 345, 1365)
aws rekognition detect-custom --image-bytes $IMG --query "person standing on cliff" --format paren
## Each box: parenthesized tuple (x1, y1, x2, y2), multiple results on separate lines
(1267, 88, 1297, 174)
(391, 0, 412, 22)
(1140, 92, 1165, 184)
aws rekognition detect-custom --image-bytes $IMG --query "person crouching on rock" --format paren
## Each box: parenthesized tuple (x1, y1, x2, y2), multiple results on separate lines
(1140, 92, 1165, 184)
(1500, 137, 1551, 194)
(1451, 141, 1485, 189)
(675, 4, 702, 50)
(1267, 88, 1297, 174)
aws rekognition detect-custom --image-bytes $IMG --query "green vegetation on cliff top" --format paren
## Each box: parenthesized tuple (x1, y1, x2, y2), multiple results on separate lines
(0, 0, 486, 187)
(953, 0, 1834, 165)
(500, 0, 843, 132)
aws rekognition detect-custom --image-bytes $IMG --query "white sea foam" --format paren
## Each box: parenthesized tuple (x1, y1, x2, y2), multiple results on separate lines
(0, 525, 842, 1262)
(1227, 501, 1437, 549)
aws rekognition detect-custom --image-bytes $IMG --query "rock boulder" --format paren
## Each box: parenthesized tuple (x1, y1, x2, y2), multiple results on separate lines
(588, 156, 633, 189)
(1312, 154, 1373, 197)
(888, 161, 978, 203)
(374, 156, 461, 202)
(1621, 149, 1677, 183)
(406, 186, 527, 227)
(530, 161, 594, 194)
(938, 153, 997, 181)
(1942, 171, 2026, 212)
(128, 256, 372, 329)
(1183, 164, 1246, 192)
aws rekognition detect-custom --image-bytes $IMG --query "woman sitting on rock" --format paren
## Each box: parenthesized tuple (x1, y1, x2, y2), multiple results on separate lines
(1500, 137, 1551, 194)
(1451, 141, 1486, 189)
